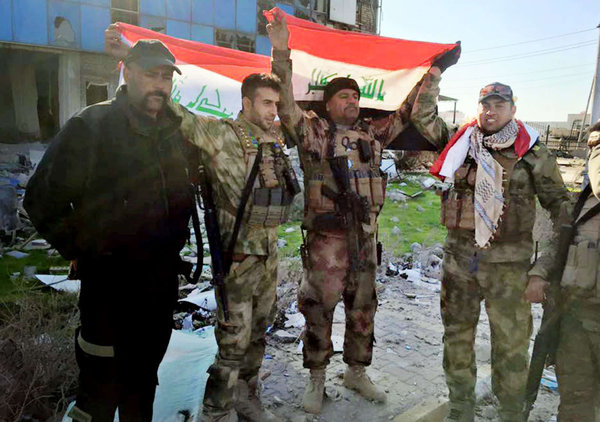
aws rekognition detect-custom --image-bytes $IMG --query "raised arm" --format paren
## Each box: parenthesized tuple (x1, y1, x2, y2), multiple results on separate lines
(267, 13, 305, 145)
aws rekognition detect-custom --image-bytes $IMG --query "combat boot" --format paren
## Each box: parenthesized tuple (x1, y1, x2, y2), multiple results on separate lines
(343, 365, 386, 402)
(443, 404, 475, 422)
(200, 408, 238, 422)
(302, 369, 326, 414)
(234, 377, 281, 422)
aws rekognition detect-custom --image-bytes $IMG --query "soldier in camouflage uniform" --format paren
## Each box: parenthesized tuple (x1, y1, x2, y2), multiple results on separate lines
(104, 27, 297, 422)
(547, 121, 600, 422)
(429, 83, 570, 421)
(266, 13, 458, 414)
(177, 74, 299, 422)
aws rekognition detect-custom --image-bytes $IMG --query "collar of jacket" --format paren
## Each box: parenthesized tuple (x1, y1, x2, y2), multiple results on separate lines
(115, 85, 182, 139)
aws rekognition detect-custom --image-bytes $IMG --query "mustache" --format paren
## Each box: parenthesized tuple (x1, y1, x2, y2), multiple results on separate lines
(144, 91, 169, 101)
(345, 105, 358, 112)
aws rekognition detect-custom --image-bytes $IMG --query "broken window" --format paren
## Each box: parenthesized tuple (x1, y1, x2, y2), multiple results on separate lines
(215, 29, 236, 49)
(86, 82, 108, 106)
(111, 0, 139, 25)
(236, 34, 255, 53)
(53, 17, 76, 47)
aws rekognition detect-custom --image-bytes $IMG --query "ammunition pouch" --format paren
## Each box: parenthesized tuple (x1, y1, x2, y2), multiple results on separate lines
(247, 187, 293, 227)
(312, 213, 344, 231)
(441, 189, 475, 231)
(561, 239, 600, 295)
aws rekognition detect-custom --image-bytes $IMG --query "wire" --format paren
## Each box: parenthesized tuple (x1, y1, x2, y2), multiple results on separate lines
(466, 27, 597, 53)
(458, 40, 596, 66)
(449, 62, 596, 81)
(445, 71, 594, 89)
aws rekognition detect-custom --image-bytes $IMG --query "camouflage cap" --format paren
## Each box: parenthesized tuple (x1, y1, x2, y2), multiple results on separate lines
(323, 77, 360, 104)
(479, 82, 513, 103)
(124, 39, 181, 74)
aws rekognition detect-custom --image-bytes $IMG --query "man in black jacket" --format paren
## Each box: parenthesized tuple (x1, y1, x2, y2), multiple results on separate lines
(24, 40, 193, 422)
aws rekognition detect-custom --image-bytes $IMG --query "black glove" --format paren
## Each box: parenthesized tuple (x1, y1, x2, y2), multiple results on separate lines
(432, 41, 461, 73)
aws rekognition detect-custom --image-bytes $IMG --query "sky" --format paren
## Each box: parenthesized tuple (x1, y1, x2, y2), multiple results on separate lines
(379, 0, 600, 123)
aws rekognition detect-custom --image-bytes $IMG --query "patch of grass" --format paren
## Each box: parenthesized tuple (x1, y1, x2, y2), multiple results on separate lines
(0, 250, 69, 300)
(277, 177, 447, 258)
(379, 179, 447, 255)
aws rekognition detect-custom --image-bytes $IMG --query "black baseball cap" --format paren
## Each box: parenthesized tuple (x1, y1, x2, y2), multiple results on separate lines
(124, 39, 181, 74)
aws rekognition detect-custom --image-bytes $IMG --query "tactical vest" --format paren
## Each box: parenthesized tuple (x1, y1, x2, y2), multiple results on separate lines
(226, 120, 299, 228)
(440, 149, 525, 238)
(561, 193, 600, 299)
(304, 121, 386, 233)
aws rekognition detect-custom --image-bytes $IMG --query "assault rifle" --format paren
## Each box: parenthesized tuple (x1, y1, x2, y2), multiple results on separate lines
(525, 184, 600, 418)
(523, 223, 573, 419)
(318, 156, 370, 273)
(195, 166, 230, 321)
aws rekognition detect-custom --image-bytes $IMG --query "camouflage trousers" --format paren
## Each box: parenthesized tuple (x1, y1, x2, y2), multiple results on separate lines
(203, 253, 278, 412)
(441, 252, 532, 420)
(298, 230, 378, 369)
(556, 297, 600, 422)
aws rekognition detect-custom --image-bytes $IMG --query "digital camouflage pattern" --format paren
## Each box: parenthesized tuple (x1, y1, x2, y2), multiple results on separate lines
(203, 254, 278, 412)
(437, 127, 569, 421)
(299, 232, 378, 369)
(271, 48, 449, 368)
(554, 141, 600, 422)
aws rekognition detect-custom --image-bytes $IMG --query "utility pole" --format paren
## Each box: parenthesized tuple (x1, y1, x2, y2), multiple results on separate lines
(591, 23, 600, 124)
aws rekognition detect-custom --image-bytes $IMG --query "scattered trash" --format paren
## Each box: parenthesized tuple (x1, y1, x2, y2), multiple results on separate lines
(6, 250, 29, 259)
(273, 329, 297, 343)
(386, 262, 399, 276)
(179, 289, 217, 311)
(277, 239, 288, 248)
(284, 312, 305, 328)
(34, 274, 80, 293)
(284, 227, 295, 233)
(420, 177, 437, 190)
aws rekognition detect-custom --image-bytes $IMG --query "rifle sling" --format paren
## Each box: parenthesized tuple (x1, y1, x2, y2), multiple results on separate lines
(225, 145, 263, 273)
(573, 184, 600, 228)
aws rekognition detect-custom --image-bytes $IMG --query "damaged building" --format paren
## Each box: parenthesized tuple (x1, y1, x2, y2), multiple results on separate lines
(0, 0, 381, 142)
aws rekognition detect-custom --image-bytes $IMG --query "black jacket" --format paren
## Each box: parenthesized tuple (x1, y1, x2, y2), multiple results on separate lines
(24, 86, 193, 261)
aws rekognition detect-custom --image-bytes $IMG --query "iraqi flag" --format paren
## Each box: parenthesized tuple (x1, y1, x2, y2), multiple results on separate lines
(114, 7, 457, 119)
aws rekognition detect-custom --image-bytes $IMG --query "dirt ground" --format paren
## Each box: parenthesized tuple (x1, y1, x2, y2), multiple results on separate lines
(257, 253, 559, 422)
(254, 156, 586, 422)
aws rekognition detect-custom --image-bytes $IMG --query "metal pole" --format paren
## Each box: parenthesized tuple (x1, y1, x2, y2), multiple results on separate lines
(577, 75, 596, 145)
(546, 125, 550, 145)
(591, 23, 600, 124)
(453, 101, 457, 124)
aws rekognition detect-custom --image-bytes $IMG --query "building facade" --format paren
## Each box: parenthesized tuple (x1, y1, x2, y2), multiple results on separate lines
(0, 0, 380, 141)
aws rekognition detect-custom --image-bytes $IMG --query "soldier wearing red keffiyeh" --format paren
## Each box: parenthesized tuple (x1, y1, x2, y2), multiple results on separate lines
(430, 83, 570, 421)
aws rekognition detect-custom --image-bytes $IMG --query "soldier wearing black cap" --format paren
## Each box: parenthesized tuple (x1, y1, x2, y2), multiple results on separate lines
(267, 13, 459, 414)
(24, 39, 193, 421)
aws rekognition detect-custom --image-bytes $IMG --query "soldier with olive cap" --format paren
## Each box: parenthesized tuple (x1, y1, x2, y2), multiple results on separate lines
(25, 39, 193, 421)
(266, 12, 459, 414)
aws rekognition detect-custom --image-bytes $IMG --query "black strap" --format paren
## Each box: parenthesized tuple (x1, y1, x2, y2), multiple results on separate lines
(574, 185, 600, 228)
(224, 145, 263, 272)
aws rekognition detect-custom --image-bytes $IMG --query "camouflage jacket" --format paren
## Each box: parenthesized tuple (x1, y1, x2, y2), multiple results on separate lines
(440, 133, 569, 280)
(271, 48, 448, 234)
(175, 110, 287, 256)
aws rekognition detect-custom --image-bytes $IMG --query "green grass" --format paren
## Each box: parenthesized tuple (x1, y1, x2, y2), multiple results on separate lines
(278, 176, 446, 258)
(0, 250, 69, 300)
